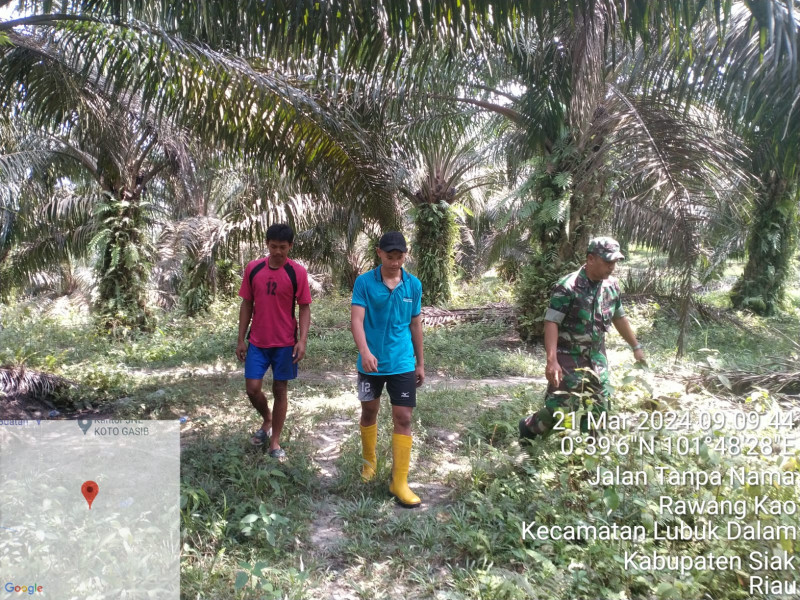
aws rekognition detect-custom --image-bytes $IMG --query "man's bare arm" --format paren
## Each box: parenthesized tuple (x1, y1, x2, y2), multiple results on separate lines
(543, 320, 562, 387)
(410, 314, 425, 387)
(293, 304, 311, 363)
(236, 299, 253, 361)
(351, 305, 378, 372)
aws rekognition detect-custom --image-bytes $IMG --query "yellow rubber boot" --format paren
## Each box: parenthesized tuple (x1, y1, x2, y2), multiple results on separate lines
(360, 424, 377, 482)
(389, 433, 421, 508)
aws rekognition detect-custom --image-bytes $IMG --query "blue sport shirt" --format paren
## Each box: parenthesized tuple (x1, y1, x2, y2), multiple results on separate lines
(351, 266, 422, 375)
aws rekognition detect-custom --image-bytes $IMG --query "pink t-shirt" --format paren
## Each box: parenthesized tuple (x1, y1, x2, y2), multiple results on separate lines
(239, 257, 312, 348)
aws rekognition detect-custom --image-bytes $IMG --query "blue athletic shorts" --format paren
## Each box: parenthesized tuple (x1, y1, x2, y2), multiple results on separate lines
(244, 345, 297, 381)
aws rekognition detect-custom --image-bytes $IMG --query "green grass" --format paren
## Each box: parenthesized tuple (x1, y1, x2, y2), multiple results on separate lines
(0, 299, 241, 370)
(4, 274, 800, 599)
(0, 292, 540, 409)
(448, 275, 515, 308)
(179, 426, 318, 599)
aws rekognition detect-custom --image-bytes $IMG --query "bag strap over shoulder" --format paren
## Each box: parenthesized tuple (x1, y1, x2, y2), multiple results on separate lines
(282, 262, 299, 341)
(246, 259, 300, 341)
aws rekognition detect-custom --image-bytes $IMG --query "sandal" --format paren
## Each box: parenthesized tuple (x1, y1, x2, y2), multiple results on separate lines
(250, 428, 271, 446)
(268, 447, 286, 459)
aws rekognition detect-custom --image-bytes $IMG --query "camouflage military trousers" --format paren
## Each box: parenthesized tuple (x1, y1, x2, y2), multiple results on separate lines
(521, 355, 612, 436)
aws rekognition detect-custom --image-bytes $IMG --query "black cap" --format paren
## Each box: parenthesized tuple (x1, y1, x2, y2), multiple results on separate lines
(378, 231, 407, 253)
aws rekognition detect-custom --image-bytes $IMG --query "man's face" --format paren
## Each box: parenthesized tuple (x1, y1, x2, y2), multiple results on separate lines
(586, 253, 617, 280)
(267, 240, 292, 263)
(377, 249, 406, 273)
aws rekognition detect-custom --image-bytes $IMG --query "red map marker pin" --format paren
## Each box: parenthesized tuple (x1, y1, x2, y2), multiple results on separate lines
(82, 480, 99, 509)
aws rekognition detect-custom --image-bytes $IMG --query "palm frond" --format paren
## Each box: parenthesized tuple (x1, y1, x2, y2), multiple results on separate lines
(592, 86, 753, 264)
(1, 19, 400, 208)
(635, 2, 800, 174)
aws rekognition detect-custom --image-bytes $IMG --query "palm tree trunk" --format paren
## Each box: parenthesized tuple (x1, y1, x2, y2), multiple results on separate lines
(557, 185, 611, 263)
(543, 153, 611, 264)
(413, 201, 456, 306)
(95, 188, 153, 333)
(730, 171, 797, 316)
(340, 254, 361, 291)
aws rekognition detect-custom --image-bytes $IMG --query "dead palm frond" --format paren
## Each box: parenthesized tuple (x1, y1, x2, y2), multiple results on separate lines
(0, 364, 75, 402)
(695, 356, 800, 396)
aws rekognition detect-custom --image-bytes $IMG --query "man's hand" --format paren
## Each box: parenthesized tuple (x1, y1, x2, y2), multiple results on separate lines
(545, 358, 562, 388)
(293, 340, 307, 363)
(361, 350, 378, 372)
(415, 364, 425, 387)
(633, 347, 647, 365)
(236, 340, 249, 362)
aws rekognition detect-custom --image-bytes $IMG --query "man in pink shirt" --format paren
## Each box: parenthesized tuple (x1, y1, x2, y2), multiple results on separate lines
(236, 224, 312, 459)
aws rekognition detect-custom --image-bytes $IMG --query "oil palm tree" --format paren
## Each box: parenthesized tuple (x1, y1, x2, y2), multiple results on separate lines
(0, 120, 98, 302)
(292, 205, 385, 292)
(399, 135, 492, 305)
(2, 0, 789, 325)
(0, 13, 399, 330)
(0, 39, 195, 331)
(633, 1, 800, 315)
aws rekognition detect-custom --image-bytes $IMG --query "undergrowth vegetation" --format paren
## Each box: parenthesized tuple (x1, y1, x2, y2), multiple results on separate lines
(3, 270, 800, 598)
(180, 428, 318, 599)
(459, 381, 800, 600)
(0, 284, 541, 410)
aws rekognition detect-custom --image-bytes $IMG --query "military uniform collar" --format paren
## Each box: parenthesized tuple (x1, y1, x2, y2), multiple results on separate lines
(578, 264, 602, 288)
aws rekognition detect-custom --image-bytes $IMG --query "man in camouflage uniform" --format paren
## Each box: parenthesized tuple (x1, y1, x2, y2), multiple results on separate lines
(519, 237, 646, 438)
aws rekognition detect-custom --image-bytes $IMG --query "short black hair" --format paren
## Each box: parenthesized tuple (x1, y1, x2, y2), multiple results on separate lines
(266, 223, 294, 243)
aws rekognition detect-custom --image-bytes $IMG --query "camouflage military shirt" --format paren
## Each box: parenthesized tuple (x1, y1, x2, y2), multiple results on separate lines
(543, 265, 625, 402)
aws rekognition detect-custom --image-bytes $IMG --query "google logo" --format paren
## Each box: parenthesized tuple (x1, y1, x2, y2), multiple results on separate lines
(4, 582, 43, 594)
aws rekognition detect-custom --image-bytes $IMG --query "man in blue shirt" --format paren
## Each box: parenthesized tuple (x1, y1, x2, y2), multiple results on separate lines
(351, 231, 425, 508)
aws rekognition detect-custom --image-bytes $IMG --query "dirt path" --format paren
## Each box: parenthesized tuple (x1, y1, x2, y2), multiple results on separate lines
(1, 364, 546, 420)
(299, 371, 546, 389)
(304, 413, 360, 600)
(123, 363, 547, 389)
(298, 384, 479, 599)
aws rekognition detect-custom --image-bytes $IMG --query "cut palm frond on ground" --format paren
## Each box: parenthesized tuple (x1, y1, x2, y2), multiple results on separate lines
(692, 357, 800, 396)
(0, 364, 75, 401)
(420, 302, 516, 327)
